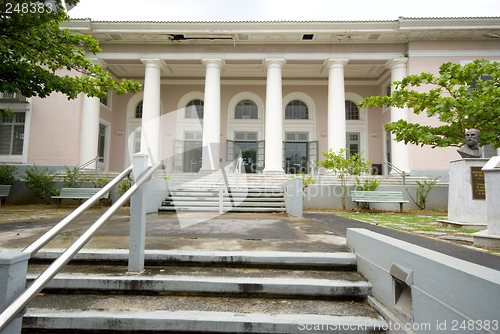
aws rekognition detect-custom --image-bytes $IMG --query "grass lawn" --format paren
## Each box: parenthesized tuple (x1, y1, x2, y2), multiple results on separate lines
(308, 209, 500, 254)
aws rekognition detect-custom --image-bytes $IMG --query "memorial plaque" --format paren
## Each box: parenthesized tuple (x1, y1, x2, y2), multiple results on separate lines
(470, 166, 486, 200)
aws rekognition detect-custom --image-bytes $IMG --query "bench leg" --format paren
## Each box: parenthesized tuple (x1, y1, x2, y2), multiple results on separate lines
(58, 199, 62, 208)
(356, 202, 360, 213)
(400, 203, 403, 213)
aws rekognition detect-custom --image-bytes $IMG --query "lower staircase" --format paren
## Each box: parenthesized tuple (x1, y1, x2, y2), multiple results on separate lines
(159, 188, 286, 213)
(23, 250, 388, 333)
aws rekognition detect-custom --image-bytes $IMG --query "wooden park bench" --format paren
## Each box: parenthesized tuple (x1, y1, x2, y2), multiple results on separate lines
(351, 191, 409, 213)
(0, 185, 11, 206)
(52, 188, 109, 207)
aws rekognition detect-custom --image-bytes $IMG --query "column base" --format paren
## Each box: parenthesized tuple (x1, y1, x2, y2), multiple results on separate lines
(198, 169, 220, 174)
(263, 169, 285, 174)
(473, 230, 500, 248)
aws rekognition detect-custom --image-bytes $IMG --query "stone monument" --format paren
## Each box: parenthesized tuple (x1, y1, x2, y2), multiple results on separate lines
(439, 130, 488, 229)
(473, 156, 500, 248)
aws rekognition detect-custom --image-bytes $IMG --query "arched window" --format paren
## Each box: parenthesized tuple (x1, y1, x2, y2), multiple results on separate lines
(185, 99, 204, 119)
(135, 101, 143, 119)
(235, 100, 258, 119)
(285, 100, 308, 120)
(345, 100, 359, 120)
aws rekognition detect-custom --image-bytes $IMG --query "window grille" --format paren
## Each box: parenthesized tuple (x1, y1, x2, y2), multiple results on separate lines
(185, 99, 204, 119)
(345, 101, 359, 120)
(235, 100, 258, 119)
(285, 100, 309, 120)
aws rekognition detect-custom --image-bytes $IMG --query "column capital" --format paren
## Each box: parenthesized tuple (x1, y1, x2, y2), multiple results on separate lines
(385, 58, 408, 70)
(202, 59, 223, 69)
(265, 58, 286, 69)
(141, 59, 162, 69)
(327, 59, 349, 69)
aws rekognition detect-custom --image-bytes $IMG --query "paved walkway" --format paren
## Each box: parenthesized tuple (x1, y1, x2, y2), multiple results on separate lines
(0, 207, 499, 270)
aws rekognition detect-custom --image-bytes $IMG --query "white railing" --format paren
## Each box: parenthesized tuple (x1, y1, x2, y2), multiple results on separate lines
(0, 92, 27, 102)
(0, 160, 162, 332)
(384, 160, 406, 185)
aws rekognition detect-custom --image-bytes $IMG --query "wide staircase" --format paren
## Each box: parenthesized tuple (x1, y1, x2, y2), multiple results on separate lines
(23, 250, 388, 333)
(159, 173, 289, 213)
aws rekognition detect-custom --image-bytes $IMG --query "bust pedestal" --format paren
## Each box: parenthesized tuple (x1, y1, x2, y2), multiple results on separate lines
(439, 159, 488, 230)
(473, 156, 500, 248)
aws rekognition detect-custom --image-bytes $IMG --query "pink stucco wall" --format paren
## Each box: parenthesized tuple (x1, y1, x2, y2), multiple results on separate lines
(29, 92, 83, 165)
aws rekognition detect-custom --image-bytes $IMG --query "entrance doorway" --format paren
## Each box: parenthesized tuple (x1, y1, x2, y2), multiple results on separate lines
(173, 132, 203, 173)
(284, 132, 318, 174)
(183, 141, 202, 172)
(227, 132, 258, 173)
(285, 142, 308, 174)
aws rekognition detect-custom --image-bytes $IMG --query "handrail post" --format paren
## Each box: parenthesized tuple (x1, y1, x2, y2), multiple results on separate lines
(218, 180, 223, 214)
(128, 153, 149, 273)
(0, 250, 29, 334)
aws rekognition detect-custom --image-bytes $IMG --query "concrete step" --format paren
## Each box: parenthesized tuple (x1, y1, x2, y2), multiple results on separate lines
(158, 206, 286, 213)
(30, 249, 358, 269)
(23, 308, 387, 333)
(168, 191, 284, 198)
(164, 196, 285, 202)
(161, 201, 284, 207)
(23, 250, 387, 333)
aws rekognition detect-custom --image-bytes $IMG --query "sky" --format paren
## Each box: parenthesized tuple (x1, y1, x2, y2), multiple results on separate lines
(68, 0, 500, 22)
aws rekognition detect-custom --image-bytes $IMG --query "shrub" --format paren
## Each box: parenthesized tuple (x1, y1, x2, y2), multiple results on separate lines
(24, 165, 57, 204)
(355, 176, 382, 210)
(0, 164, 18, 185)
(408, 178, 439, 210)
(62, 166, 87, 188)
(319, 148, 372, 210)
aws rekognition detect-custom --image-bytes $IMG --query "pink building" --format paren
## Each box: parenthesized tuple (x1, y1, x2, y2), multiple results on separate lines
(1, 17, 499, 179)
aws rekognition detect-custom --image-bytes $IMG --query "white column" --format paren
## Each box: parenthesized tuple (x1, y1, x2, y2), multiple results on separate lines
(327, 59, 349, 154)
(264, 59, 285, 174)
(386, 59, 410, 173)
(200, 59, 223, 172)
(79, 94, 100, 168)
(140, 59, 162, 165)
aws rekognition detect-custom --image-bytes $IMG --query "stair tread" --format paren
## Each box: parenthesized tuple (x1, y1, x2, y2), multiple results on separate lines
(24, 308, 387, 333)
(27, 296, 381, 317)
(28, 264, 364, 281)
(158, 207, 286, 212)
(161, 202, 284, 207)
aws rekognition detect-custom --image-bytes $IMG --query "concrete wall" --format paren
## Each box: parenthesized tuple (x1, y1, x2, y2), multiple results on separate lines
(303, 184, 448, 211)
(346, 228, 500, 334)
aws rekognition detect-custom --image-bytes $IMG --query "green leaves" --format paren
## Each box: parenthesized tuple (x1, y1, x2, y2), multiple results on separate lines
(0, 0, 141, 102)
(360, 59, 500, 149)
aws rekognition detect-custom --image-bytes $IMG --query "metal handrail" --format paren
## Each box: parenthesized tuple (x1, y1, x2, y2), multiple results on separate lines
(76, 155, 99, 174)
(23, 165, 133, 257)
(384, 160, 406, 185)
(0, 161, 162, 332)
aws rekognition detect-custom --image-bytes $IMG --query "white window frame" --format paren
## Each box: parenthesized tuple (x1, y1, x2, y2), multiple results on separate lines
(100, 90, 112, 111)
(97, 119, 111, 172)
(345, 92, 368, 161)
(282, 92, 316, 142)
(227, 92, 265, 145)
(0, 98, 32, 164)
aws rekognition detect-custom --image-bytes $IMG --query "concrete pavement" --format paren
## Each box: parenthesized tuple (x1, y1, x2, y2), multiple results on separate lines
(0, 208, 499, 270)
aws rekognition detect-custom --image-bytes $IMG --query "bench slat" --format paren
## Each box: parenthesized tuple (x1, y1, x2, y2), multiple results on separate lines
(0, 185, 11, 197)
(52, 188, 109, 207)
(351, 191, 408, 213)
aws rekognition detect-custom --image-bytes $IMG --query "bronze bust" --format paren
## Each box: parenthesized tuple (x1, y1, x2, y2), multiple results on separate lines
(457, 129, 484, 158)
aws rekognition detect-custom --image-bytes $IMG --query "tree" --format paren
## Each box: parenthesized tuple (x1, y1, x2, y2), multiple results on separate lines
(0, 0, 141, 115)
(359, 59, 500, 149)
(319, 148, 372, 210)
